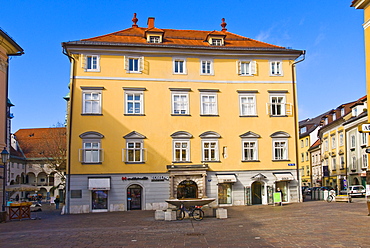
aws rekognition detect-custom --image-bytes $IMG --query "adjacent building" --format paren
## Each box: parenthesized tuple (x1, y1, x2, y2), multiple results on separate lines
(0, 28, 23, 220)
(62, 15, 304, 213)
(299, 113, 329, 187)
(343, 96, 368, 186)
(318, 101, 356, 192)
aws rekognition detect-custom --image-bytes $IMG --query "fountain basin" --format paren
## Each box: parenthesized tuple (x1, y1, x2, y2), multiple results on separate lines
(165, 198, 216, 208)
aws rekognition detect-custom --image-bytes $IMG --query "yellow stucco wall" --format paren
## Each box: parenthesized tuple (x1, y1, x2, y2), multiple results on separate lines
(69, 54, 298, 175)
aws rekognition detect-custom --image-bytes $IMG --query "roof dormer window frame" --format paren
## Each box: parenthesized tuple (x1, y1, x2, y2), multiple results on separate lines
(147, 34, 162, 43)
(206, 33, 226, 46)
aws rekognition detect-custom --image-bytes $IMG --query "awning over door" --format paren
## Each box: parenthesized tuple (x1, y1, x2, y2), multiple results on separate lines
(273, 173, 294, 182)
(88, 178, 111, 190)
(217, 174, 237, 183)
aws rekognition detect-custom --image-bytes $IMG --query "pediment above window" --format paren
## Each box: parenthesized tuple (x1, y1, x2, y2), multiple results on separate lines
(199, 131, 221, 139)
(240, 131, 260, 138)
(171, 131, 193, 139)
(123, 131, 146, 139)
(270, 131, 290, 138)
(79, 131, 104, 139)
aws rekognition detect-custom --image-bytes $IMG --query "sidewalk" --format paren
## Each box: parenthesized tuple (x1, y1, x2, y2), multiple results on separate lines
(0, 200, 369, 247)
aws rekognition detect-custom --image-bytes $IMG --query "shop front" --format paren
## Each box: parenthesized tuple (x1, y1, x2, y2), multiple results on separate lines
(217, 175, 237, 205)
(88, 177, 110, 212)
(273, 172, 294, 203)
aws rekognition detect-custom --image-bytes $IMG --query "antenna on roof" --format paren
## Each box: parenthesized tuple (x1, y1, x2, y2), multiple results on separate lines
(221, 18, 227, 32)
(132, 13, 138, 28)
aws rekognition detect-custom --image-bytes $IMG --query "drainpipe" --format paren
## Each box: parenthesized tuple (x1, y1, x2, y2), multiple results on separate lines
(62, 45, 76, 214)
(291, 50, 306, 202)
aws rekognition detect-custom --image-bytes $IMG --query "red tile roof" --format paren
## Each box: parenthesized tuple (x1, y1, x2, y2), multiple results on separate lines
(14, 128, 66, 159)
(81, 26, 285, 49)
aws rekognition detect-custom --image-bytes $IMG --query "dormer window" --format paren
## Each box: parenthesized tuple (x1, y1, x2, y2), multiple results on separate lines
(332, 113, 336, 121)
(341, 108, 345, 116)
(149, 36, 160, 43)
(212, 38, 223, 46)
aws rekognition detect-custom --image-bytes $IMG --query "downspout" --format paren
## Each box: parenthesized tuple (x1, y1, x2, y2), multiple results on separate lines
(292, 50, 306, 202)
(62, 45, 76, 214)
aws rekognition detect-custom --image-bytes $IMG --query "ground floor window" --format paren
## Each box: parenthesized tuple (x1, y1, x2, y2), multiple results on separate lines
(275, 182, 288, 202)
(218, 183, 232, 204)
(177, 180, 198, 199)
(92, 190, 108, 210)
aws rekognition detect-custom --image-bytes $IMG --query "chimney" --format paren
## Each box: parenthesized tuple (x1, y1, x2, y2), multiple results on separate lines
(147, 17, 155, 29)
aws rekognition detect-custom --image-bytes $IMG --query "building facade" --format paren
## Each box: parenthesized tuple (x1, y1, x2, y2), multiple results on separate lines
(308, 139, 322, 187)
(62, 15, 304, 213)
(343, 97, 368, 187)
(8, 128, 67, 202)
(318, 102, 355, 192)
(0, 28, 23, 219)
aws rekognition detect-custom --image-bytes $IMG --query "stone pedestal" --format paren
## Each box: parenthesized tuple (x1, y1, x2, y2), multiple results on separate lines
(164, 209, 176, 221)
(155, 210, 165, 220)
(216, 208, 227, 219)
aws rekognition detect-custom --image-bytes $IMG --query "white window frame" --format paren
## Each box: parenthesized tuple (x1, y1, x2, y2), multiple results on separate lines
(239, 94, 256, 116)
(200, 92, 218, 115)
(200, 59, 214, 75)
(301, 153, 304, 162)
(237, 60, 256, 76)
(352, 156, 357, 170)
(273, 139, 288, 160)
(324, 139, 328, 151)
(202, 140, 219, 162)
(171, 92, 189, 115)
(331, 136, 336, 149)
(242, 139, 258, 161)
(149, 36, 160, 43)
(82, 90, 102, 115)
(270, 61, 283, 76)
(211, 38, 222, 46)
(361, 132, 367, 146)
(124, 56, 143, 73)
(124, 140, 145, 163)
(81, 140, 102, 163)
(124, 91, 144, 115)
(362, 153, 368, 169)
(269, 94, 286, 116)
(351, 135, 356, 149)
(173, 140, 190, 162)
(173, 58, 187, 74)
(339, 133, 344, 146)
(340, 156, 345, 169)
(332, 157, 336, 170)
(306, 152, 309, 161)
(83, 55, 100, 72)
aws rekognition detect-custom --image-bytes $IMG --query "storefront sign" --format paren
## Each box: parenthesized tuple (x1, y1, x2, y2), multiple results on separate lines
(359, 123, 370, 133)
(288, 163, 295, 166)
(122, 176, 148, 181)
(151, 176, 169, 182)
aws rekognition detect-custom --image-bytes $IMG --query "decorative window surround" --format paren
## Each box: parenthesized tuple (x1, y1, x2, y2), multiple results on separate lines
(79, 131, 104, 164)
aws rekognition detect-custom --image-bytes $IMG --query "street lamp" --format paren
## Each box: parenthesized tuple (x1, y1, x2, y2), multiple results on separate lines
(1, 147, 9, 212)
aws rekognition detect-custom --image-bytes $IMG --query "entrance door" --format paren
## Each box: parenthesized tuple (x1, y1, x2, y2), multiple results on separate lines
(127, 184, 142, 210)
(218, 183, 232, 204)
(252, 181, 262, 204)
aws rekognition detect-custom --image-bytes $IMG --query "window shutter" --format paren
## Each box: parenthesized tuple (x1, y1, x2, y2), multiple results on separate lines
(251, 61, 257, 75)
(286, 104, 292, 116)
(81, 54, 87, 70)
(237, 61, 241, 75)
(266, 103, 271, 115)
(139, 57, 144, 72)
(124, 56, 129, 71)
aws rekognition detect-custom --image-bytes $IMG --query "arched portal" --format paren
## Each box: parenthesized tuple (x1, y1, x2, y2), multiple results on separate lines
(251, 181, 262, 205)
(177, 180, 198, 199)
(127, 184, 142, 210)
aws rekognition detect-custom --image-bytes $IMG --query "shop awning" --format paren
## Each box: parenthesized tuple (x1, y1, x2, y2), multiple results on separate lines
(88, 178, 111, 190)
(217, 175, 237, 183)
(274, 173, 294, 182)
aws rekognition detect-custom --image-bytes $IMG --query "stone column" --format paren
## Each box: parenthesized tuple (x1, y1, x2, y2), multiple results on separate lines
(169, 175, 174, 199)
(202, 173, 207, 198)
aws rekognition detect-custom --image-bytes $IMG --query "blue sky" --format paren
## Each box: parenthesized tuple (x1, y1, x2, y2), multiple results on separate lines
(0, 1, 366, 132)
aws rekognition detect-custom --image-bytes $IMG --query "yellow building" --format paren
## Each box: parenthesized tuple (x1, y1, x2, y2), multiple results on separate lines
(62, 15, 304, 213)
(352, 0, 370, 101)
(299, 113, 328, 188)
(0, 28, 23, 219)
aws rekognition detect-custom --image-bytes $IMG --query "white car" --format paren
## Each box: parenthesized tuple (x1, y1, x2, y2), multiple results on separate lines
(348, 185, 366, 197)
